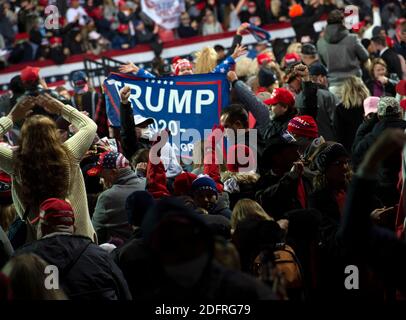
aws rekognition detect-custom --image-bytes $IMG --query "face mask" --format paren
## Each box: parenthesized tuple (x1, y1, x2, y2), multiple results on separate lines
(164, 253, 209, 288)
(140, 128, 154, 140)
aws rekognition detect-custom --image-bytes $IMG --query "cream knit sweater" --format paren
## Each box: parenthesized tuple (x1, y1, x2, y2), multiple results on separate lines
(0, 104, 97, 242)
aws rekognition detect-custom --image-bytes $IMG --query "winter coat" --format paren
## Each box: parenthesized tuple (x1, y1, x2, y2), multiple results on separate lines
(256, 170, 313, 220)
(366, 78, 397, 97)
(92, 168, 146, 243)
(113, 198, 275, 300)
(317, 24, 369, 85)
(16, 234, 132, 300)
(352, 117, 406, 206)
(333, 104, 364, 153)
(338, 174, 406, 295)
(296, 83, 339, 141)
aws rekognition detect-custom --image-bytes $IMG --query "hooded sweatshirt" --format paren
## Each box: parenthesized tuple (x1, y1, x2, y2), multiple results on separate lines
(317, 24, 369, 85)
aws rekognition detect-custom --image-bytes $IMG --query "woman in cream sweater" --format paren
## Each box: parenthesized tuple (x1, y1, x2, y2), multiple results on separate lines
(0, 94, 97, 242)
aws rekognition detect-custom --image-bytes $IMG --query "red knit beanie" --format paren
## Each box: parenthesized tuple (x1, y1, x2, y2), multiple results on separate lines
(287, 115, 318, 139)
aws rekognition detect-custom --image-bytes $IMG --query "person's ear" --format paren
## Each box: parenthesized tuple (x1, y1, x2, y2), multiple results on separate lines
(235, 120, 244, 129)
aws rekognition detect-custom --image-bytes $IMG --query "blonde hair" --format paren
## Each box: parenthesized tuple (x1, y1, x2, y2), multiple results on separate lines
(231, 199, 271, 231)
(287, 42, 302, 54)
(195, 47, 218, 74)
(340, 76, 370, 109)
(236, 57, 257, 79)
(0, 204, 16, 232)
(369, 58, 387, 80)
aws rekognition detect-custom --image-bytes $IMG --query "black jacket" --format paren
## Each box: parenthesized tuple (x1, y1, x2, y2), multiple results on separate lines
(351, 113, 380, 169)
(339, 174, 406, 294)
(333, 104, 364, 153)
(296, 83, 338, 141)
(111, 236, 160, 300)
(177, 25, 198, 38)
(256, 171, 313, 221)
(381, 48, 403, 81)
(352, 117, 406, 206)
(366, 78, 397, 97)
(308, 187, 370, 299)
(113, 198, 275, 300)
(394, 38, 406, 60)
(16, 234, 132, 300)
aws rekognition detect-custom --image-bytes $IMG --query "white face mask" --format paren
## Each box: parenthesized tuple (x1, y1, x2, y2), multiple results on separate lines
(164, 253, 209, 288)
(141, 128, 154, 140)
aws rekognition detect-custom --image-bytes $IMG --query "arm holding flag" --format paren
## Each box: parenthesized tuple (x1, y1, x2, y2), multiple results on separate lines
(226, 23, 250, 57)
(119, 86, 143, 161)
(119, 62, 156, 79)
(203, 124, 224, 191)
(147, 131, 171, 199)
(212, 44, 247, 74)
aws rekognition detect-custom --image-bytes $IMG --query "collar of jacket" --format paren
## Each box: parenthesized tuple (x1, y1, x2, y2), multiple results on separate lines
(112, 167, 139, 185)
(315, 82, 327, 90)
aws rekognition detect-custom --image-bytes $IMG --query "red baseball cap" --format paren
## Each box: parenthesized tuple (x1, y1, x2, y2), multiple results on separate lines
(257, 52, 272, 66)
(283, 53, 301, 66)
(20, 66, 40, 83)
(264, 88, 295, 107)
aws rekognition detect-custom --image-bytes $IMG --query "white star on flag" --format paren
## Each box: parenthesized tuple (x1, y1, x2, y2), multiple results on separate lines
(220, 68, 225, 73)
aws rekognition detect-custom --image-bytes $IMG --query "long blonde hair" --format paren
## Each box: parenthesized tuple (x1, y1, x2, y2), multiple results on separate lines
(340, 76, 370, 109)
(195, 47, 218, 74)
(231, 199, 271, 231)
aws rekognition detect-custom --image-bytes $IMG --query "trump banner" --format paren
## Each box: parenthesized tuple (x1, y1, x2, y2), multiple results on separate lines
(104, 72, 230, 156)
(141, 0, 185, 30)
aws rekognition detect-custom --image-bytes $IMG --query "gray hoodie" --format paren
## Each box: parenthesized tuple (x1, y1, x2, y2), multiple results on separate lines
(317, 24, 369, 85)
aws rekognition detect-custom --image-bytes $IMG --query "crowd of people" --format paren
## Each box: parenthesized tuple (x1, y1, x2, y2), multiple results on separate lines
(0, 0, 404, 67)
(3, 0, 406, 302)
